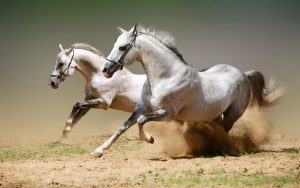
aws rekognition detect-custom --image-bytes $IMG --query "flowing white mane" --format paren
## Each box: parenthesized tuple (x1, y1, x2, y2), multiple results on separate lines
(138, 26, 188, 64)
(70, 43, 104, 57)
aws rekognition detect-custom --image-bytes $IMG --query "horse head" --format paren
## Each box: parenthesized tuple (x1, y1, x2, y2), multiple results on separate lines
(102, 24, 139, 78)
(49, 44, 76, 89)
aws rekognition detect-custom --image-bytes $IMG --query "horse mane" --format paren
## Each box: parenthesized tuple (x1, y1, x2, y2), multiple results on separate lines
(138, 26, 188, 65)
(70, 43, 104, 57)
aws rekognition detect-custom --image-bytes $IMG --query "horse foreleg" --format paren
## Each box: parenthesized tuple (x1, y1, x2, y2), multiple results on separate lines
(59, 107, 90, 143)
(138, 124, 154, 144)
(73, 97, 109, 110)
(137, 109, 169, 125)
(91, 105, 144, 158)
(136, 109, 170, 144)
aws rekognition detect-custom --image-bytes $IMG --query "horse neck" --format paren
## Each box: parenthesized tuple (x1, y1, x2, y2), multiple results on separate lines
(136, 35, 187, 86)
(73, 49, 104, 81)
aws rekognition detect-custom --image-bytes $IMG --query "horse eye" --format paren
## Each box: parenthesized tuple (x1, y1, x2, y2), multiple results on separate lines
(119, 44, 128, 51)
(58, 62, 64, 67)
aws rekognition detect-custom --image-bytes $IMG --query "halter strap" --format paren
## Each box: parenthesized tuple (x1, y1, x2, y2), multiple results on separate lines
(51, 49, 75, 82)
(105, 31, 138, 70)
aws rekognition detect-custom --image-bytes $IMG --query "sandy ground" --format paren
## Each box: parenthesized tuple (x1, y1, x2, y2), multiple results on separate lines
(0, 131, 299, 188)
(1, 108, 299, 187)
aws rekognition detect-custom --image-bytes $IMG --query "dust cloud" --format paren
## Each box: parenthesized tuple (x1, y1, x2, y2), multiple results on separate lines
(145, 106, 273, 157)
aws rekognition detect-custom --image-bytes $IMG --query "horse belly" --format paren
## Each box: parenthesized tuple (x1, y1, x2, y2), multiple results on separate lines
(175, 86, 233, 123)
(175, 102, 225, 122)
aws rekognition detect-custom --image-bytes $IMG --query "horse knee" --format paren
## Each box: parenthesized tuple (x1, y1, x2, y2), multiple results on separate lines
(137, 115, 147, 125)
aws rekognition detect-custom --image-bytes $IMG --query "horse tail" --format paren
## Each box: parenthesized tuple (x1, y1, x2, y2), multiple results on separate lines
(244, 70, 285, 107)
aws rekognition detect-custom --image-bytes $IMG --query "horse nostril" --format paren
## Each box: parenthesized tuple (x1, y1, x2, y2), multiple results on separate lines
(103, 68, 108, 73)
(51, 81, 55, 87)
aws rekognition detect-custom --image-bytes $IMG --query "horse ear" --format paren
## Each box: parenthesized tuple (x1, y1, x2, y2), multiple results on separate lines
(66, 46, 74, 55)
(59, 44, 66, 54)
(129, 23, 138, 36)
(117, 27, 126, 34)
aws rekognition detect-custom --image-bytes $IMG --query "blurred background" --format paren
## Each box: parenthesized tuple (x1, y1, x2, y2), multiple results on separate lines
(0, 0, 299, 140)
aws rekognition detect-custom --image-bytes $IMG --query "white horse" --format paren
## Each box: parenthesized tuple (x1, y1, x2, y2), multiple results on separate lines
(49, 43, 146, 143)
(48, 43, 213, 150)
(92, 24, 281, 157)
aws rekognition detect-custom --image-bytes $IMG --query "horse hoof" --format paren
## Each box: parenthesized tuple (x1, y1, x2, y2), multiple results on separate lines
(145, 133, 154, 144)
(149, 136, 154, 144)
(90, 151, 103, 158)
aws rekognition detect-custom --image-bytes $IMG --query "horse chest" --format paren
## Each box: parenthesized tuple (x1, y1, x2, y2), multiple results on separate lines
(85, 82, 103, 98)
(85, 87, 98, 99)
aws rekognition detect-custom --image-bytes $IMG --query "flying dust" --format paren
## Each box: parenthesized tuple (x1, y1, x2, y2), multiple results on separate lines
(144, 106, 273, 157)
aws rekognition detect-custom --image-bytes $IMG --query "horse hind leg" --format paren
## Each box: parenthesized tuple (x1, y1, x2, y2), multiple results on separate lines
(222, 101, 248, 133)
(223, 77, 251, 133)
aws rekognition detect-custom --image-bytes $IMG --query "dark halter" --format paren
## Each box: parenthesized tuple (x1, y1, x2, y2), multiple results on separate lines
(105, 30, 138, 70)
(51, 49, 75, 82)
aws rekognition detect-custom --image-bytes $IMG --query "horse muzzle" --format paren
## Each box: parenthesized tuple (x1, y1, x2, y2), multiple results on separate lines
(102, 64, 118, 78)
(102, 71, 113, 78)
(48, 77, 60, 89)
(49, 81, 58, 89)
